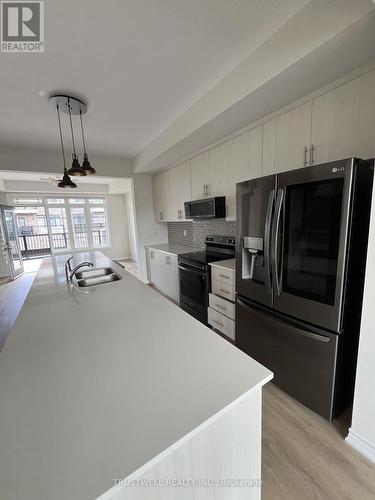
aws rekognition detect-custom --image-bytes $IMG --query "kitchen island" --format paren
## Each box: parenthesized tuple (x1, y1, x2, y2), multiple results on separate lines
(0, 252, 272, 500)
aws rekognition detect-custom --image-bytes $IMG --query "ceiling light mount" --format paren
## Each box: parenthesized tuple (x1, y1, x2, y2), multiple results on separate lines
(49, 94, 87, 115)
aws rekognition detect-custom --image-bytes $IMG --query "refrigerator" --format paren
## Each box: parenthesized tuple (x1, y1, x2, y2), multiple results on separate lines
(235, 158, 374, 420)
(0, 205, 24, 280)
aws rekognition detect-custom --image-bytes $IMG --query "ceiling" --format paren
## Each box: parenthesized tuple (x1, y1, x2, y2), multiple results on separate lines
(0, 0, 309, 158)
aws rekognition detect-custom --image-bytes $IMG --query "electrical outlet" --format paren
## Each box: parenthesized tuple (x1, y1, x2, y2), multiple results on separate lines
(183, 230, 187, 237)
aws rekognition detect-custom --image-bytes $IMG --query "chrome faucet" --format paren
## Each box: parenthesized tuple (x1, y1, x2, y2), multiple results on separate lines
(65, 256, 94, 281)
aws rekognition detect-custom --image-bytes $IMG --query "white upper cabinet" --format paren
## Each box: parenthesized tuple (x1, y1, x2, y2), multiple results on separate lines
(168, 161, 192, 221)
(153, 162, 192, 222)
(225, 126, 262, 220)
(190, 153, 208, 200)
(206, 143, 226, 198)
(263, 102, 312, 175)
(311, 70, 375, 165)
(153, 171, 169, 222)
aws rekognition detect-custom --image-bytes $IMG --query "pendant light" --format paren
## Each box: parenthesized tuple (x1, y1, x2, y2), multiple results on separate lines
(56, 103, 77, 189)
(80, 109, 96, 175)
(67, 98, 87, 177)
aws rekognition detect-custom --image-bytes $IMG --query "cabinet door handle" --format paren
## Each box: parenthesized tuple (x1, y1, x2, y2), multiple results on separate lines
(215, 303, 226, 311)
(213, 319, 224, 328)
(303, 146, 308, 166)
(160, 212, 163, 220)
(219, 288, 229, 294)
(219, 273, 230, 279)
(309, 144, 315, 165)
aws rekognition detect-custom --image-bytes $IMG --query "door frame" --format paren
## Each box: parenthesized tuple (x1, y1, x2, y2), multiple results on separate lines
(0, 205, 24, 280)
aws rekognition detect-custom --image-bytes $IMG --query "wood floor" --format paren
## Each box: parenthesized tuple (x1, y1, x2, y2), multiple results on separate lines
(262, 382, 375, 500)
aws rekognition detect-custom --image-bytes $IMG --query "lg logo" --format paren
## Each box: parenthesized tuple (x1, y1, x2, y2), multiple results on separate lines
(1, 1, 44, 52)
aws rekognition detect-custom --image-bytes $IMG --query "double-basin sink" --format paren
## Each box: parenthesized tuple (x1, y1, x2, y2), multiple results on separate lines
(74, 267, 122, 288)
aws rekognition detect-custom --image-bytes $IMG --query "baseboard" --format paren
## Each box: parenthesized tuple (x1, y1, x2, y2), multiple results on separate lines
(346, 428, 375, 463)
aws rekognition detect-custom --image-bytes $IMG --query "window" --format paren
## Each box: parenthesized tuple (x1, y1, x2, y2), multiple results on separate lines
(50, 215, 61, 227)
(90, 206, 108, 247)
(37, 216, 47, 227)
(11, 195, 109, 252)
(69, 198, 85, 204)
(71, 207, 89, 248)
(48, 207, 70, 249)
(13, 197, 42, 205)
(46, 198, 64, 204)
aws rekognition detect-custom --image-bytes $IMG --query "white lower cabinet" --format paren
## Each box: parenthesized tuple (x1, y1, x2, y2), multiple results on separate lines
(208, 307, 235, 341)
(208, 261, 236, 341)
(147, 248, 179, 302)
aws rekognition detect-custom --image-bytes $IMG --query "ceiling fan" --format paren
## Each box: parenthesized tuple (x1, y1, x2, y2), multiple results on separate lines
(40, 176, 60, 185)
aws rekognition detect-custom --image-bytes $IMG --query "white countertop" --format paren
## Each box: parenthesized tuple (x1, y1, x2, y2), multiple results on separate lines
(0, 252, 272, 500)
(209, 258, 236, 271)
(145, 243, 197, 255)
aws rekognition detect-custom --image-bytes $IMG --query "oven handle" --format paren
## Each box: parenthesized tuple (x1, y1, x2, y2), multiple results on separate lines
(178, 264, 206, 276)
(264, 189, 275, 294)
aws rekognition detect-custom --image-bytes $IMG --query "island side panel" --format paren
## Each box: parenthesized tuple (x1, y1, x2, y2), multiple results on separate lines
(108, 388, 262, 500)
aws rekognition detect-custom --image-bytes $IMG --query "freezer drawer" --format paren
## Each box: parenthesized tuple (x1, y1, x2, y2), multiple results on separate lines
(236, 297, 339, 420)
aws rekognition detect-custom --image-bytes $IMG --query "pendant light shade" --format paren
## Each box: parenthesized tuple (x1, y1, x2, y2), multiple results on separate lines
(80, 110, 96, 175)
(58, 168, 77, 188)
(81, 153, 96, 175)
(68, 154, 87, 176)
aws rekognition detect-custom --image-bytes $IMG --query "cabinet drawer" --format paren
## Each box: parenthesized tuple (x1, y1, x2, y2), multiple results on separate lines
(212, 266, 235, 286)
(212, 279, 235, 302)
(208, 307, 235, 341)
(209, 293, 235, 320)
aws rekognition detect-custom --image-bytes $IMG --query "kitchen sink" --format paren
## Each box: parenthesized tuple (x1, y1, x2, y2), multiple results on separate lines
(77, 273, 122, 287)
(74, 267, 115, 280)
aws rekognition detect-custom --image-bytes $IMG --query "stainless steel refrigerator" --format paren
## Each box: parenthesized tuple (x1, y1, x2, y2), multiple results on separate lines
(235, 158, 373, 420)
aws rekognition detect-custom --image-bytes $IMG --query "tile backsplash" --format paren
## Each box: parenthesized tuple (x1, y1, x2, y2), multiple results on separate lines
(168, 220, 236, 248)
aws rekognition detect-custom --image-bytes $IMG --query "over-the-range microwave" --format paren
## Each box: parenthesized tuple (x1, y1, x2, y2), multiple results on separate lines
(184, 196, 226, 219)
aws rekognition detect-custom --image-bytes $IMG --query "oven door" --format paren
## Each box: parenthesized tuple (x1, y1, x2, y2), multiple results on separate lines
(179, 262, 209, 316)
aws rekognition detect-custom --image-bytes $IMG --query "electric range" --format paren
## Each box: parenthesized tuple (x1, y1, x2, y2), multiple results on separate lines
(178, 235, 235, 325)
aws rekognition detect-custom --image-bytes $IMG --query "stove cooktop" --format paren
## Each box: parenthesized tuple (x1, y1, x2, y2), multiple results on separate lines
(178, 250, 233, 267)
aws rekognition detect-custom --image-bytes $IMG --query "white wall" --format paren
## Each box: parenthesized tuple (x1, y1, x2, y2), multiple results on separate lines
(132, 175, 167, 283)
(125, 192, 137, 262)
(104, 194, 130, 261)
(347, 181, 375, 463)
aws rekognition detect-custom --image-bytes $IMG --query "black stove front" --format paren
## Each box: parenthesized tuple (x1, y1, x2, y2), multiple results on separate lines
(178, 236, 235, 325)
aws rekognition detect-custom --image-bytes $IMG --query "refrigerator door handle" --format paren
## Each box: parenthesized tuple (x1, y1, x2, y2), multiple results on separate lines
(236, 298, 331, 343)
(264, 189, 275, 294)
(272, 188, 284, 296)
